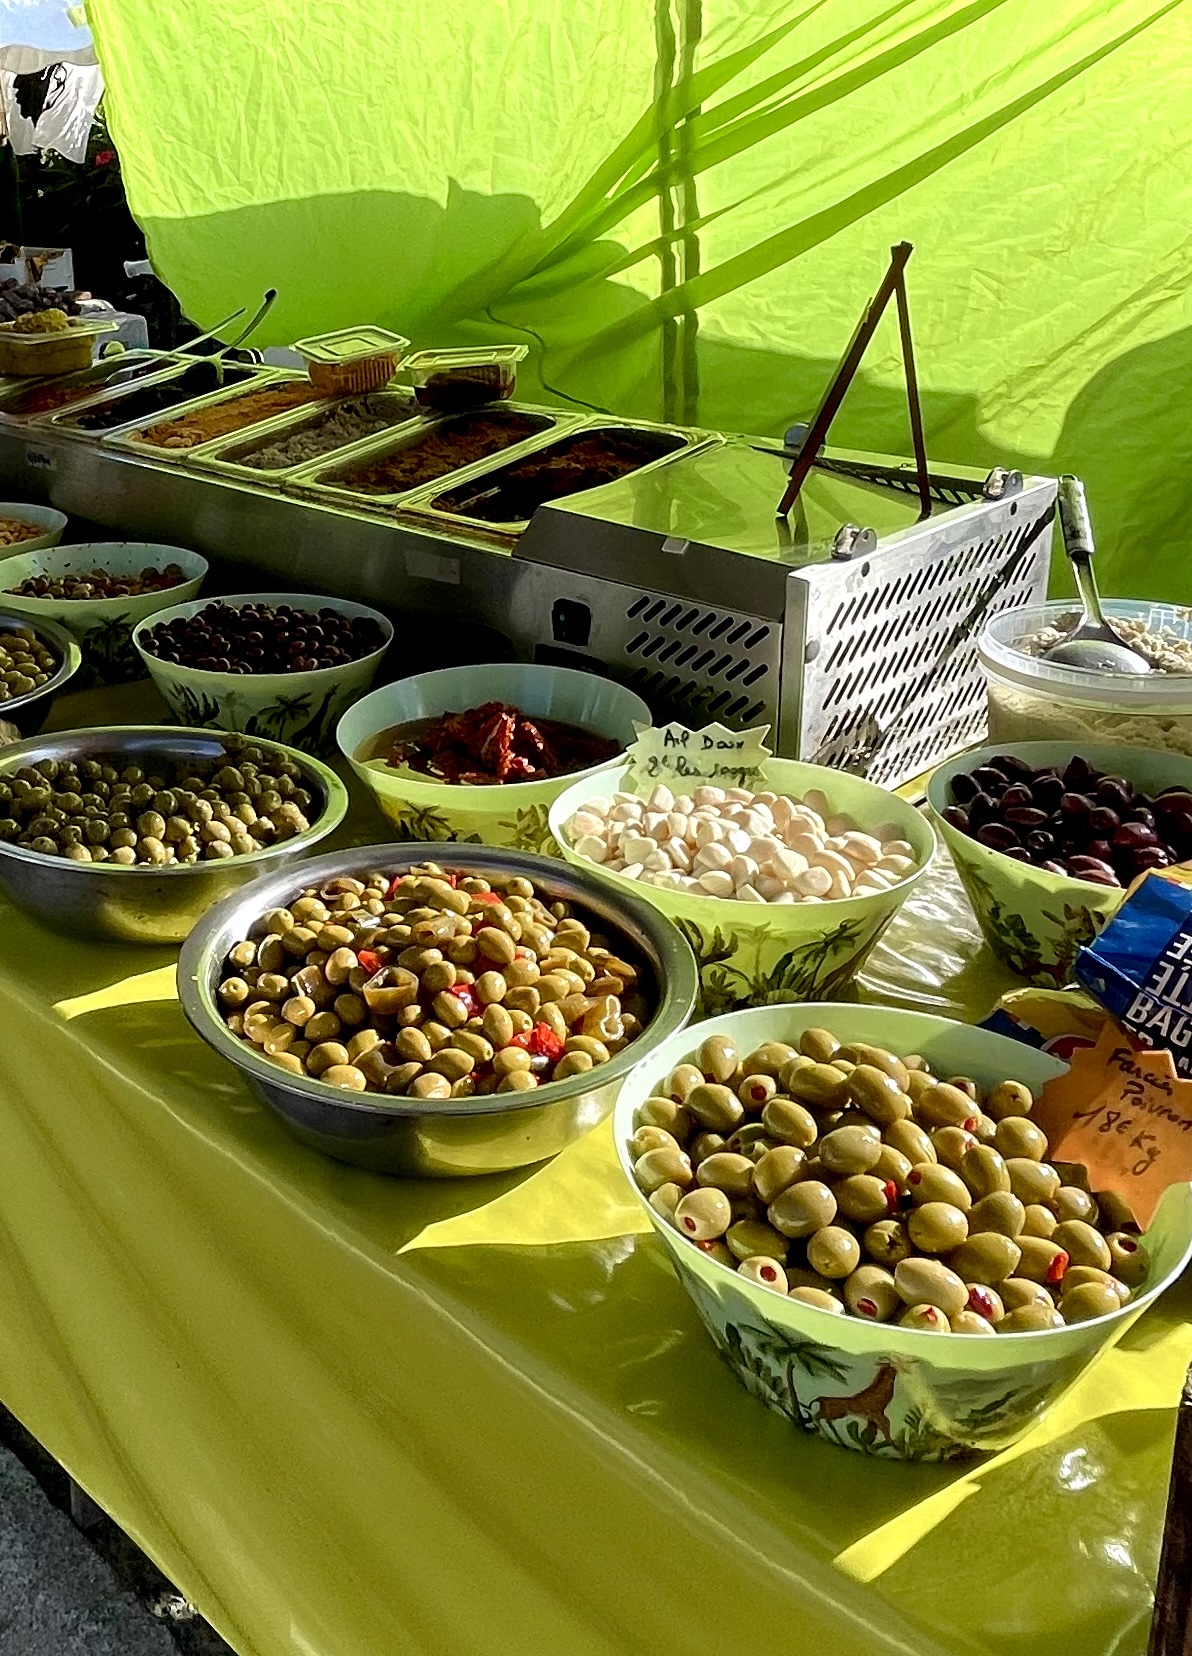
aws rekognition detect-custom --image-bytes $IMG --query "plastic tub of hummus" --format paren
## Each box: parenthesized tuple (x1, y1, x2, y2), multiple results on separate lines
(980, 600, 1192, 756)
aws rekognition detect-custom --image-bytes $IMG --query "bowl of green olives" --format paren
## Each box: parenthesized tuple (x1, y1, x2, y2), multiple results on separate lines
(0, 608, 81, 738)
(0, 726, 348, 943)
(614, 1003, 1192, 1460)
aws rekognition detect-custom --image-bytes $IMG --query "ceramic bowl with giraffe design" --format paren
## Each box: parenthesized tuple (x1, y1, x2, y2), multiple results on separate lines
(614, 1003, 1192, 1460)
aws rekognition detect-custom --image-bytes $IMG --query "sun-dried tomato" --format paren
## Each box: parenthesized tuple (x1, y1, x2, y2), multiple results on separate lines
(386, 701, 618, 785)
(448, 983, 480, 1018)
(357, 949, 384, 977)
(509, 1022, 566, 1063)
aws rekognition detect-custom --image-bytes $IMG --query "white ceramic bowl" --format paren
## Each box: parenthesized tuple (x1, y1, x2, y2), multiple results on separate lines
(0, 541, 206, 687)
(615, 1002, 1192, 1460)
(132, 591, 392, 755)
(0, 502, 68, 559)
(337, 663, 650, 854)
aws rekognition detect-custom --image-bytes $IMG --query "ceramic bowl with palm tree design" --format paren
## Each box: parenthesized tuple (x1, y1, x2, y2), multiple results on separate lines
(614, 1002, 1192, 1461)
(132, 591, 392, 756)
(0, 541, 206, 688)
(927, 741, 1192, 987)
(336, 664, 651, 855)
(550, 760, 934, 1012)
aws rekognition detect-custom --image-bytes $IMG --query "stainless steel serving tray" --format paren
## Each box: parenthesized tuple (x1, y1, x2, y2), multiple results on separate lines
(101, 372, 320, 465)
(186, 388, 418, 487)
(396, 418, 719, 540)
(43, 359, 275, 441)
(0, 351, 177, 426)
(282, 403, 585, 513)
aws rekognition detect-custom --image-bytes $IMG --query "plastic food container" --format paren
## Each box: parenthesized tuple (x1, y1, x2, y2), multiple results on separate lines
(0, 318, 116, 376)
(294, 326, 410, 396)
(980, 600, 1192, 756)
(0, 542, 207, 688)
(927, 738, 1192, 984)
(336, 663, 651, 854)
(614, 1002, 1192, 1460)
(550, 759, 934, 1012)
(406, 345, 528, 411)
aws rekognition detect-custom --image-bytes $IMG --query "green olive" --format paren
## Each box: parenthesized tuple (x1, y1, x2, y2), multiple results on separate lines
(686, 1082, 745, 1132)
(751, 1145, 805, 1205)
(863, 1218, 911, 1268)
(673, 1187, 732, 1240)
(883, 1118, 936, 1165)
(737, 1072, 777, 1110)
(737, 1256, 789, 1293)
(740, 1041, 799, 1078)
(1063, 1265, 1129, 1303)
(843, 1264, 901, 1321)
(1021, 1203, 1058, 1238)
(1105, 1232, 1149, 1286)
(994, 1116, 1049, 1161)
(647, 1182, 685, 1224)
(1097, 1191, 1139, 1233)
(999, 1277, 1056, 1312)
(1060, 1282, 1122, 1322)
(1006, 1158, 1060, 1206)
(899, 1303, 951, 1332)
(961, 1144, 1011, 1199)
(666, 1063, 705, 1102)
(951, 1310, 996, 1335)
(761, 1096, 818, 1149)
(788, 1285, 844, 1314)
(1015, 1234, 1069, 1286)
(847, 1065, 912, 1126)
(768, 1180, 837, 1238)
(916, 1082, 979, 1129)
(788, 1061, 851, 1109)
(931, 1125, 979, 1172)
(696, 1152, 755, 1200)
(807, 1225, 861, 1279)
(836, 1043, 909, 1089)
(893, 1257, 969, 1317)
(907, 1201, 969, 1255)
(998, 1303, 1064, 1333)
(1053, 1186, 1099, 1225)
(633, 1145, 694, 1195)
(984, 1079, 1034, 1121)
(797, 1027, 839, 1063)
(696, 1034, 739, 1083)
(872, 1143, 912, 1188)
(631, 1125, 680, 1158)
(637, 1096, 693, 1140)
(948, 1232, 1021, 1284)
(1052, 1219, 1111, 1271)
(818, 1124, 881, 1175)
(690, 1131, 728, 1165)
(968, 1191, 1026, 1238)
(726, 1218, 788, 1261)
(834, 1174, 894, 1224)
(907, 1162, 971, 1210)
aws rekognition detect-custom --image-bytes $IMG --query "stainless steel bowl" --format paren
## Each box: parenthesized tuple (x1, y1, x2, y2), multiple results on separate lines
(0, 608, 82, 739)
(0, 726, 349, 943)
(179, 843, 700, 1176)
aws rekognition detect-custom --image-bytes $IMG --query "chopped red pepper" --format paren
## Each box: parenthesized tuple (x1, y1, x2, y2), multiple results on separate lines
(357, 949, 383, 977)
(447, 983, 480, 1018)
(471, 890, 503, 906)
(882, 1180, 900, 1215)
(1046, 1249, 1070, 1285)
(509, 1022, 566, 1063)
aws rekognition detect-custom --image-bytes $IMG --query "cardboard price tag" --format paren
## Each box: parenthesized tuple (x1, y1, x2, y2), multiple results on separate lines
(1032, 1023, 1192, 1228)
(623, 721, 771, 795)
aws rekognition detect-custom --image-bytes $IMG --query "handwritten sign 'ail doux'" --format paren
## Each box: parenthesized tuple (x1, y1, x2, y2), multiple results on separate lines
(1033, 1024, 1192, 1227)
(623, 721, 772, 794)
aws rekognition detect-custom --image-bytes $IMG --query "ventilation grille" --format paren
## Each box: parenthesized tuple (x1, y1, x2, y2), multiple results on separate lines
(621, 594, 775, 727)
(799, 505, 1052, 785)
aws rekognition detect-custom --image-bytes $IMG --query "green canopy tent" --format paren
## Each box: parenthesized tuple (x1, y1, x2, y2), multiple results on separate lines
(88, 0, 1192, 598)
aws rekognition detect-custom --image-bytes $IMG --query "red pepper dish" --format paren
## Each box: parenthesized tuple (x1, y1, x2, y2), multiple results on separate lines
(385, 701, 619, 785)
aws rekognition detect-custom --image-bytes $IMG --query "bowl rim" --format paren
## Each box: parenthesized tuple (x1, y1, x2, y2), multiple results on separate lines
(612, 1001, 1192, 1342)
(130, 590, 394, 684)
(0, 723, 349, 875)
(548, 759, 936, 914)
(926, 738, 1192, 897)
(337, 662, 653, 800)
(0, 606, 82, 712)
(0, 501, 69, 533)
(178, 841, 700, 1121)
(0, 541, 209, 612)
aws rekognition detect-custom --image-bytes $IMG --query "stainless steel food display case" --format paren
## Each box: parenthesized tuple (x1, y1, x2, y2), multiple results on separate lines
(0, 362, 1055, 786)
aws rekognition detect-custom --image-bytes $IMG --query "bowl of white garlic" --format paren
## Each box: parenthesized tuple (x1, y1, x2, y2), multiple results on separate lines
(549, 760, 934, 1012)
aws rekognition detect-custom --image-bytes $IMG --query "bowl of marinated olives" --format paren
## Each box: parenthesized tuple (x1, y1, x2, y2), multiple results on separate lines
(550, 760, 933, 1012)
(927, 741, 1192, 985)
(0, 542, 206, 688)
(0, 502, 68, 558)
(133, 593, 393, 755)
(0, 608, 81, 738)
(614, 1003, 1192, 1460)
(337, 663, 651, 853)
(0, 727, 348, 942)
(179, 844, 699, 1175)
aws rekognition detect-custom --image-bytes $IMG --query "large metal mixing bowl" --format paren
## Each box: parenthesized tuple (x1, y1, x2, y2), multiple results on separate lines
(0, 608, 82, 739)
(178, 843, 700, 1176)
(0, 725, 349, 943)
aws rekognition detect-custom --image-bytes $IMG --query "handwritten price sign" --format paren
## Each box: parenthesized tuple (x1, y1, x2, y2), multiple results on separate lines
(623, 720, 772, 795)
(1033, 1024, 1192, 1227)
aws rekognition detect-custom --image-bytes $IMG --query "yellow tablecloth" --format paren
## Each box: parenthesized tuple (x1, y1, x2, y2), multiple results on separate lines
(1, 686, 1189, 1656)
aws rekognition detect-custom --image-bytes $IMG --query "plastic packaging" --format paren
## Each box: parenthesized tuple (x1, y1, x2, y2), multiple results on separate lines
(406, 344, 527, 410)
(294, 326, 410, 395)
(980, 600, 1192, 755)
(0, 318, 116, 376)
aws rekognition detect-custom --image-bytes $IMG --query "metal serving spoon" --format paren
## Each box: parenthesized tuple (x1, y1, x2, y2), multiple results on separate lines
(1043, 475, 1150, 674)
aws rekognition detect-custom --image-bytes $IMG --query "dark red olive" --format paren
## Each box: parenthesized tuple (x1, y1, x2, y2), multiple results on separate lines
(1166, 811, 1192, 841)
(1060, 792, 1093, 818)
(1063, 757, 1095, 789)
(1025, 830, 1055, 855)
(968, 793, 998, 830)
(1087, 806, 1119, 836)
(1084, 839, 1114, 864)
(977, 823, 1020, 852)
(1005, 806, 1048, 828)
(992, 754, 1035, 778)
(943, 807, 970, 831)
(1001, 784, 1034, 809)
(950, 773, 979, 804)
(1030, 774, 1065, 812)
(1113, 822, 1158, 849)
(1128, 846, 1173, 871)
(1125, 807, 1155, 828)
(1068, 855, 1119, 880)
(973, 766, 1009, 793)
(1002, 846, 1032, 862)
(1038, 860, 1067, 874)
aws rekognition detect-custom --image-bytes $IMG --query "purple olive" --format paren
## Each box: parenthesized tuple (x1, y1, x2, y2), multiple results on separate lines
(1060, 792, 1093, 818)
(1031, 774, 1065, 812)
(1063, 757, 1095, 789)
(1005, 806, 1049, 828)
(1087, 806, 1119, 836)
(968, 793, 998, 831)
(1002, 846, 1032, 863)
(1125, 807, 1155, 828)
(977, 822, 1020, 852)
(973, 766, 1009, 793)
(1113, 822, 1159, 850)
(1038, 860, 1067, 874)
(1084, 838, 1114, 863)
(1001, 784, 1034, 809)
(992, 754, 1035, 778)
(1128, 846, 1173, 872)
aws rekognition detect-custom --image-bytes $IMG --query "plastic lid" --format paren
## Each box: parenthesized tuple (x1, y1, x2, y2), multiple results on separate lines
(405, 345, 527, 375)
(980, 600, 1192, 707)
(0, 318, 117, 346)
(293, 326, 410, 366)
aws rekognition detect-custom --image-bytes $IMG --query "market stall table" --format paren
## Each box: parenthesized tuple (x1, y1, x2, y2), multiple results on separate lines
(0, 682, 1189, 1656)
